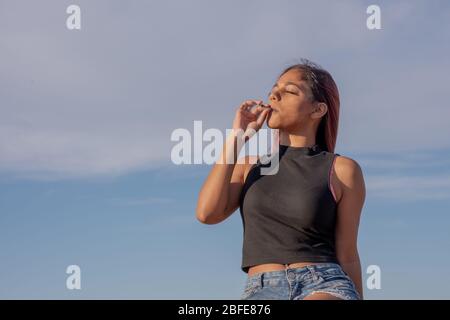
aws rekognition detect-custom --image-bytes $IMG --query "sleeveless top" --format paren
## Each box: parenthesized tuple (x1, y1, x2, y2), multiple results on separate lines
(238, 143, 341, 273)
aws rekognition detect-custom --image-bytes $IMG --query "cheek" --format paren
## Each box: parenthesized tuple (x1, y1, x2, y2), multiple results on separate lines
(273, 107, 306, 128)
(288, 94, 310, 110)
(288, 98, 312, 117)
(283, 105, 304, 119)
(282, 94, 303, 108)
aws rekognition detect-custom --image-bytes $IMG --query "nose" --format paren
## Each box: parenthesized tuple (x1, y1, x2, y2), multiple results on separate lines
(269, 90, 280, 102)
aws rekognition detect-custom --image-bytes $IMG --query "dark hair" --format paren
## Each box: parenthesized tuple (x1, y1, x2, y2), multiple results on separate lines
(278, 58, 340, 153)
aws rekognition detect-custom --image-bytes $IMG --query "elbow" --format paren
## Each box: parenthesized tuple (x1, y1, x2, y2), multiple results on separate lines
(195, 205, 220, 225)
(196, 212, 220, 225)
(195, 200, 210, 224)
(195, 206, 208, 224)
(196, 211, 211, 224)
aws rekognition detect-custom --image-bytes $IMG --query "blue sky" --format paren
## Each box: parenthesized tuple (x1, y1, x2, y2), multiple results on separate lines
(1, 0, 450, 299)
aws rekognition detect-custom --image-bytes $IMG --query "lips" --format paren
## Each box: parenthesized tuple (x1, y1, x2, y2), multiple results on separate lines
(267, 104, 278, 112)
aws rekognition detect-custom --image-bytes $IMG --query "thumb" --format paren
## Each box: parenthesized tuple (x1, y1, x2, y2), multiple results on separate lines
(255, 109, 270, 127)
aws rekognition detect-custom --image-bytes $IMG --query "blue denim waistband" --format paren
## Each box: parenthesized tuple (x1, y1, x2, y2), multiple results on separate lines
(247, 262, 341, 281)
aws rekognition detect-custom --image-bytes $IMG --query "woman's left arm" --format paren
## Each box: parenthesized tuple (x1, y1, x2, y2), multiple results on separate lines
(334, 156, 366, 299)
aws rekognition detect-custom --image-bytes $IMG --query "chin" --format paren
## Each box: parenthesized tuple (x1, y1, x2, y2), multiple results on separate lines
(266, 117, 279, 129)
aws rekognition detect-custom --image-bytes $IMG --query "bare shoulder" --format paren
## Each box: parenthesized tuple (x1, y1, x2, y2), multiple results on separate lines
(334, 155, 365, 192)
(334, 155, 364, 180)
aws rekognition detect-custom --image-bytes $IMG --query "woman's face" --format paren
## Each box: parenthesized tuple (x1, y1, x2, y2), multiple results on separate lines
(266, 69, 322, 131)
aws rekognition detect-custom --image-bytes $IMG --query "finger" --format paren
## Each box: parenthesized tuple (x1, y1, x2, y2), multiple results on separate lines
(251, 104, 272, 116)
(240, 100, 263, 110)
(248, 99, 263, 105)
(240, 104, 261, 117)
(241, 109, 258, 120)
(239, 100, 256, 109)
(256, 109, 270, 127)
(249, 105, 266, 115)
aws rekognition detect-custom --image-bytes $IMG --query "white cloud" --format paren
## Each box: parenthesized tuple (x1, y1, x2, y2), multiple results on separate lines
(108, 196, 175, 206)
(1, 1, 449, 179)
(358, 153, 450, 170)
(366, 174, 450, 201)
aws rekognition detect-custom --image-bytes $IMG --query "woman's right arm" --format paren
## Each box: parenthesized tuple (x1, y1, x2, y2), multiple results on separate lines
(195, 100, 271, 224)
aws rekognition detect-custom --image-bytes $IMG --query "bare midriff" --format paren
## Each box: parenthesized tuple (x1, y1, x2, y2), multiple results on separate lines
(247, 262, 325, 277)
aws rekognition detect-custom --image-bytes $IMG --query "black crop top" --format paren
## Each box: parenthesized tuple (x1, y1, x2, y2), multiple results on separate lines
(238, 143, 341, 273)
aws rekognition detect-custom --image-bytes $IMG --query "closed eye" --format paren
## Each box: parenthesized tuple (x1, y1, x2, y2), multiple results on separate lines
(268, 89, 298, 97)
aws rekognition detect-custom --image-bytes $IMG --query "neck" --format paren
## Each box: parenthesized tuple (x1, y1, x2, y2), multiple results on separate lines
(279, 130, 317, 148)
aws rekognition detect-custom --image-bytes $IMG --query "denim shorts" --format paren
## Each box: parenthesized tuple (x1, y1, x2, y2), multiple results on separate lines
(240, 263, 361, 300)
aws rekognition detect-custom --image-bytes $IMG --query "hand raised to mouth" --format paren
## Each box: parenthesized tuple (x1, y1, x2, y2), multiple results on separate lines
(232, 100, 272, 142)
(247, 102, 272, 113)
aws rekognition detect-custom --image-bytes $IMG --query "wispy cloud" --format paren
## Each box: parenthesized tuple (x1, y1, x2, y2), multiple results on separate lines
(359, 148, 450, 201)
(358, 152, 450, 171)
(1, 1, 449, 179)
(108, 196, 175, 206)
(366, 174, 450, 201)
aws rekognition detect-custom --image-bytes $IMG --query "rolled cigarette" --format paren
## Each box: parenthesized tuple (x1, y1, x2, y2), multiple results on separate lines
(249, 103, 271, 111)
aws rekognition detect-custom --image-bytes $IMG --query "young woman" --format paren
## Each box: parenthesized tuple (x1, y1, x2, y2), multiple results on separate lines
(196, 59, 366, 300)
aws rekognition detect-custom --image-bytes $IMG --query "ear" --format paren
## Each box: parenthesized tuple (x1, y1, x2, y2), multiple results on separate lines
(312, 102, 328, 119)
